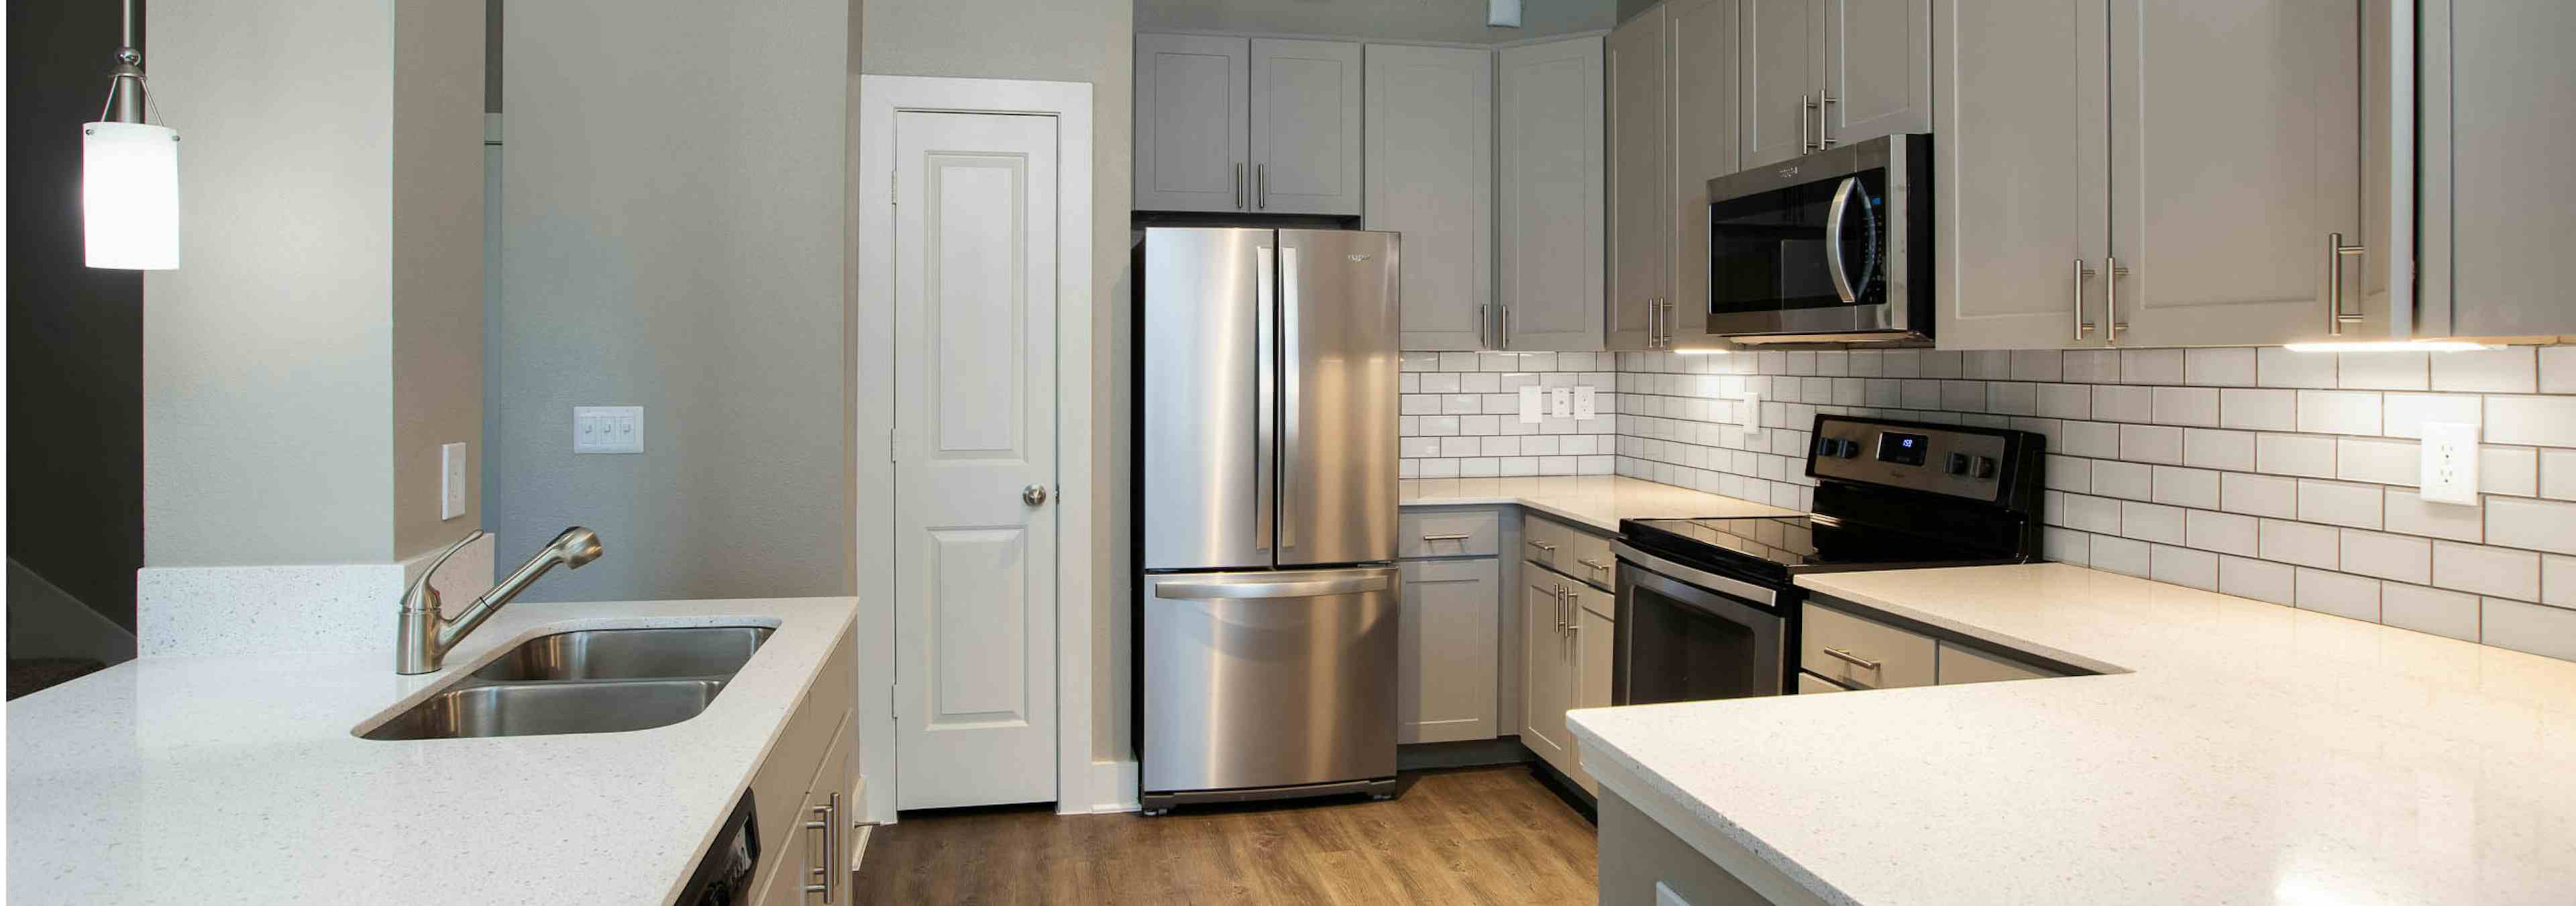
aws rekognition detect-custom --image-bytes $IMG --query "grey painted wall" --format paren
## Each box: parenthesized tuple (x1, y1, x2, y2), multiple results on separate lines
(861, 0, 1136, 762)
(1136, 0, 1617, 44)
(488, 0, 853, 603)
(144, 0, 484, 568)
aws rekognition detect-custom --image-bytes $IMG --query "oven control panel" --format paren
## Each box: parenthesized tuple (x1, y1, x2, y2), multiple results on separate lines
(1805, 415, 2024, 503)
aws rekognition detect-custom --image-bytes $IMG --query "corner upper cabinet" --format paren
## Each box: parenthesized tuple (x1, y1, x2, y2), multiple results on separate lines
(1605, 4, 1671, 352)
(1497, 35, 1607, 351)
(1250, 38, 1364, 216)
(1134, 34, 1251, 213)
(1368, 44, 1493, 350)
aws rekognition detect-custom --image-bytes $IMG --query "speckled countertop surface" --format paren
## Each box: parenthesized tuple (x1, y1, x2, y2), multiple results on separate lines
(7, 596, 857, 906)
(1400, 476, 1796, 532)
(1567, 562, 2576, 906)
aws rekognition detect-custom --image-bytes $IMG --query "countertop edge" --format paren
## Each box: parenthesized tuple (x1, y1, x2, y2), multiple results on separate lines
(1570, 719, 1856, 906)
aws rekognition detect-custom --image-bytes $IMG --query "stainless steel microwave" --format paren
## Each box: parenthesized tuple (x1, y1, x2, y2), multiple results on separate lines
(1702, 133, 1930, 344)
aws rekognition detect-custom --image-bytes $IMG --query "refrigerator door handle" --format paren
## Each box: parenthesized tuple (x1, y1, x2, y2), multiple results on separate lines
(1255, 244, 1277, 553)
(1152, 574, 1391, 600)
(1279, 243, 1301, 552)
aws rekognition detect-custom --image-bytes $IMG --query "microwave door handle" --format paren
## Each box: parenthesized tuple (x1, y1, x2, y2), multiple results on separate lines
(1823, 176, 1860, 305)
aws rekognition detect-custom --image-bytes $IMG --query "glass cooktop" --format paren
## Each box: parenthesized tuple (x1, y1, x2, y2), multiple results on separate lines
(1621, 514, 2028, 583)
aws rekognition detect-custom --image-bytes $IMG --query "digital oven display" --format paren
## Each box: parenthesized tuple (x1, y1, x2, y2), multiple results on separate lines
(1876, 432, 1929, 466)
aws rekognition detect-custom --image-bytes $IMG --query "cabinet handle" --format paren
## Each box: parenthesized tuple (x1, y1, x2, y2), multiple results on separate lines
(1818, 90, 1839, 148)
(1419, 533, 1472, 542)
(2106, 256, 2131, 342)
(803, 804, 830, 903)
(1554, 584, 1570, 631)
(2325, 232, 2367, 335)
(1256, 163, 1267, 209)
(1821, 646, 1881, 671)
(1478, 302, 1490, 350)
(1500, 302, 1511, 349)
(2072, 260, 2098, 340)
(1647, 297, 1662, 347)
(1527, 540, 1557, 554)
(1577, 557, 1611, 573)
(1665, 299, 1678, 346)
(1234, 162, 1245, 209)
(1801, 94, 1818, 154)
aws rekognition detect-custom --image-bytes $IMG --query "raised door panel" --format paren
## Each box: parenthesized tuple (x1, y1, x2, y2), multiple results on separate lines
(1670, 0, 1742, 348)
(1931, 0, 2108, 350)
(1739, 0, 1821, 169)
(1519, 561, 1573, 768)
(1398, 558, 1501, 744)
(1498, 36, 1607, 352)
(2110, 0, 2360, 347)
(1135, 34, 1250, 213)
(1606, 5, 1672, 352)
(1251, 38, 1364, 215)
(1366, 44, 1495, 351)
(1821, 0, 1931, 148)
(1568, 604, 1616, 794)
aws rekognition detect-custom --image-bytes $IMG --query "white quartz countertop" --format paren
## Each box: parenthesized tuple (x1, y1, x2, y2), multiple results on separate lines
(7, 595, 858, 906)
(1400, 475, 1796, 532)
(1566, 562, 2576, 906)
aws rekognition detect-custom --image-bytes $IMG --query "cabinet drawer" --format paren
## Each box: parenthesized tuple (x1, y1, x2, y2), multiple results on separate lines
(1801, 602, 1935, 690)
(1572, 579, 1616, 623)
(1795, 672, 1851, 695)
(1400, 509, 1501, 558)
(1937, 641, 2054, 685)
(1524, 514, 1616, 590)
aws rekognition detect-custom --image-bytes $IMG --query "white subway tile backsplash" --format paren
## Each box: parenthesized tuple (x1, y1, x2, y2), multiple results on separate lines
(2043, 527, 2090, 565)
(2152, 465, 2221, 509)
(2547, 555, 2576, 607)
(2431, 348, 2536, 393)
(2090, 535, 2151, 577)
(1941, 381, 1990, 412)
(1879, 349, 1921, 378)
(2187, 509, 2259, 556)
(2122, 425, 2186, 464)
(2484, 446, 2538, 497)
(2060, 421, 2121, 458)
(2540, 449, 2576, 501)
(2120, 349, 2184, 385)
(2222, 472, 2300, 519)
(2335, 436, 2419, 487)
(2184, 428, 2257, 471)
(2383, 490, 2483, 543)
(2220, 388, 2298, 431)
(2483, 395, 2576, 447)
(2064, 493, 2121, 534)
(2298, 479, 2383, 529)
(1419, 372, 1461, 393)
(2336, 352, 2428, 391)
(2256, 433, 2338, 478)
(1988, 382, 2037, 415)
(2379, 393, 2481, 439)
(2379, 583, 2479, 642)
(2220, 556, 2298, 605)
(2045, 456, 2093, 493)
(2480, 598, 2576, 662)
(2094, 460, 2155, 501)
(2296, 568, 2381, 621)
(2487, 496, 2576, 555)
(2340, 530, 2432, 585)
(2184, 348, 2257, 387)
(1964, 350, 2012, 380)
(2012, 350, 2063, 382)
(2296, 390, 2383, 435)
(2152, 387, 2220, 426)
(2259, 348, 2339, 389)
(2542, 347, 2576, 394)
(2094, 385, 2153, 423)
(2038, 384, 2092, 419)
(2432, 540, 2540, 600)
(1920, 351, 1963, 379)
(2151, 544, 2220, 591)
(2260, 519, 2341, 569)
(2123, 501, 2188, 544)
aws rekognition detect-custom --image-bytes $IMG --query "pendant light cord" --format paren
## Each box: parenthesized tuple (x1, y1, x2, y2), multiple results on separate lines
(98, 0, 163, 126)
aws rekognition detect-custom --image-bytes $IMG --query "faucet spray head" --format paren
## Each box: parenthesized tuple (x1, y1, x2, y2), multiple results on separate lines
(549, 527, 604, 568)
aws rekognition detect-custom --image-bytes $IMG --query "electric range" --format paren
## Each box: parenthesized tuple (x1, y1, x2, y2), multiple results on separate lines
(1608, 415, 2046, 706)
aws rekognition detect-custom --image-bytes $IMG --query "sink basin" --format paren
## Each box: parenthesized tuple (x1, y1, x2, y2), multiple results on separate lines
(470, 626, 773, 682)
(362, 625, 774, 741)
(361, 678, 729, 741)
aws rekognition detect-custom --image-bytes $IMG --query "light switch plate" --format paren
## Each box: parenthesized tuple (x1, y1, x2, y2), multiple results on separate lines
(439, 442, 468, 519)
(1518, 386, 1544, 424)
(574, 406, 644, 454)
(2419, 421, 2479, 505)
(1572, 386, 1597, 419)
(1549, 387, 1574, 419)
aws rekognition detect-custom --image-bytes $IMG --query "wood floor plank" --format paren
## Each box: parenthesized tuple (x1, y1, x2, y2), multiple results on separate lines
(853, 766, 1596, 906)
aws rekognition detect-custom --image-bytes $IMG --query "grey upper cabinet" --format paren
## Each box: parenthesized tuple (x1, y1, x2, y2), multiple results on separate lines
(1669, 0, 1742, 347)
(1250, 38, 1364, 216)
(1497, 35, 1607, 352)
(1368, 44, 1493, 350)
(1931, 0, 2107, 350)
(1134, 34, 1251, 213)
(2421, 0, 2576, 338)
(1605, 5, 1671, 352)
(2108, 0, 2359, 348)
(1738, 0, 1821, 169)
(1821, 0, 1932, 148)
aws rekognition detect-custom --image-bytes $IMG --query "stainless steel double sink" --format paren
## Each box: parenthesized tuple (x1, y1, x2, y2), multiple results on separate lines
(362, 626, 773, 741)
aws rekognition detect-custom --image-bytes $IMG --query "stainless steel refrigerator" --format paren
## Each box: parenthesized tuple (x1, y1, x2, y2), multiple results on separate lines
(1136, 227, 1401, 814)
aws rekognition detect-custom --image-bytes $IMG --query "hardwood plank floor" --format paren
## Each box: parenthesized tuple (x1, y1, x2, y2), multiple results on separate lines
(854, 766, 1598, 905)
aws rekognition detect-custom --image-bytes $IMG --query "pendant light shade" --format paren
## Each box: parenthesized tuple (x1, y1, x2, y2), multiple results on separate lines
(83, 121, 180, 270)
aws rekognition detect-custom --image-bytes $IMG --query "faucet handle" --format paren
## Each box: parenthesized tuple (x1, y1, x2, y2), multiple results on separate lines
(400, 530, 486, 613)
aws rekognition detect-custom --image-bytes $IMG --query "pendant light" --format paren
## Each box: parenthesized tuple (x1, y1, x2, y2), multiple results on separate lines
(84, 0, 179, 270)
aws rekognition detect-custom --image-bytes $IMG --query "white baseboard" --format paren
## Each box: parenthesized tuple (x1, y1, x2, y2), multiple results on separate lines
(1088, 759, 1139, 813)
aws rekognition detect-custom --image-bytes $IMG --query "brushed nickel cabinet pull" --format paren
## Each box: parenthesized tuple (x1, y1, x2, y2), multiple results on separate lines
(2326, 232, 2366, 334)
(2073, 259, 2098, 340)
(1821, 646, 1881, 671)
(1419, 534, 1473, 542)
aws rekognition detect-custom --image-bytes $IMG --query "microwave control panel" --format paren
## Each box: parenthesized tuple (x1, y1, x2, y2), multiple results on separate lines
(1806, 415, 2020, 503)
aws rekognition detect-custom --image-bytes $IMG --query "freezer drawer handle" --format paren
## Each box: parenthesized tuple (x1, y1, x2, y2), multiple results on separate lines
(1153, 575, 1391, 600)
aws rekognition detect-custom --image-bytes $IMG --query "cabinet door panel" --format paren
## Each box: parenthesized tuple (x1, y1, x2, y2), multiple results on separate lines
(1821, 0, 1931, 148)
(1367, 44, 1494, 351)
(1519, 562, 1573, 768)
(1568, 605, 1615, 794)
(1398, 558, 1501, 744)
(2110, 0, 2359, 347)
(1251, 38, 1364, 215)
(1498, 36, 1607, 351)
(1135, 34, 1250, 213)
(1931, 0, 2108, 350)
(1607, 5, 1671, 352)
(1739, 0, 1821, 168)
(1670, 0, 1741, 347)
(2443, 0, 2576, 336)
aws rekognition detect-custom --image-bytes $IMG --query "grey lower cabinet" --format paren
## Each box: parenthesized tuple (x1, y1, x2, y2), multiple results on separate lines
(1934, 0, 2400, 350)
(1600, 787, 1811, 906)
(1801, 597, 2063, 691)
(1497, 34, 1607, 352)
(1398, 557, 1501, 744)
(749, 627, 857, 905)
(1367, 44, 1494, 351)
(1519, 513, 1617, 795)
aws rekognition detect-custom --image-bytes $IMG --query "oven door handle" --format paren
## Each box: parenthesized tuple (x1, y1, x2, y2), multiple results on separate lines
(1823, 175, 1860, 305)
(1609, 541, 1778, 607)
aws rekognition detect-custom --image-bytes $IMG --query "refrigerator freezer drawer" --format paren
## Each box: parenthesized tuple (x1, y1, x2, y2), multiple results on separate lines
(1141, 566, 1400, 793)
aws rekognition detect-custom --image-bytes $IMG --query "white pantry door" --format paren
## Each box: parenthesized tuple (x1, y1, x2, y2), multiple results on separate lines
(892, 110, 1061, 809)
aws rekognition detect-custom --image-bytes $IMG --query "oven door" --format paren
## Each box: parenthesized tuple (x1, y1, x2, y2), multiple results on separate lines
(1610, 541, 1790, 707)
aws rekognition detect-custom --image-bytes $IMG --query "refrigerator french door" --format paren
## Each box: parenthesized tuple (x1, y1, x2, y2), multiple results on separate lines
(1138, 227, 1401, 813)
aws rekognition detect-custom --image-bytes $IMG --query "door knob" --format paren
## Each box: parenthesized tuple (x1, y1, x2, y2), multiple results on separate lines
(1022, 484, 1049, 507)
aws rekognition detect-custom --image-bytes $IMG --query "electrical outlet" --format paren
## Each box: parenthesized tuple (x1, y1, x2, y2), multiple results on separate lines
(2419, 421, 2479, 505)
(439, 442, 468, 520)
(1572, 386, 1597, 419)
(1549, 387, 1574, 419)
(1739, 392, 1762, 436)
(574, 406, 645, 454)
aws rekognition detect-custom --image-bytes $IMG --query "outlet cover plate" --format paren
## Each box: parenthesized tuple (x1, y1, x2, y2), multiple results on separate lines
(439, 442, 468, 519)
(574, 406, 644, 454)
(2419, 421, 2479, 505)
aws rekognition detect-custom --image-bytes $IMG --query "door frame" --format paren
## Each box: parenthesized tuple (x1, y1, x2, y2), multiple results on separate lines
(854, 74, 1096, 823)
